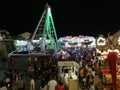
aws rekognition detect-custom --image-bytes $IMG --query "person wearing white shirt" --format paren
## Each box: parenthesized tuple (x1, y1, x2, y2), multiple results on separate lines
(47, 76, 57, 90)
(30, 76, 35, 90)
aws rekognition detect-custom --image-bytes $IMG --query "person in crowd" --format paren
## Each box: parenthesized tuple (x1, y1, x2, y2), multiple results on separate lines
(0, 80, 8, 90)
(4, 73, 11, 88)
(47, 75, 57, 90)
(13, 71, 19, 82)
(29, 75, 35, 90)
(40, 81, 47, 90)
(56, 80, 64, 90)
(89, 82, 95, 90)
(28, 64, 34, 77)
(16, 75, 24, 90)
(63, 73, 68, 87)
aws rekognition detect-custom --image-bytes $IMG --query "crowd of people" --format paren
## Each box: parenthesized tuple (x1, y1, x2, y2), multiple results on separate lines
(0, 45, 119, 90)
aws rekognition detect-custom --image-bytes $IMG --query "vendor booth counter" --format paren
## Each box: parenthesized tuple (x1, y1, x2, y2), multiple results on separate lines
(57, 61, 80, 90)
(69, 73, 78, 90)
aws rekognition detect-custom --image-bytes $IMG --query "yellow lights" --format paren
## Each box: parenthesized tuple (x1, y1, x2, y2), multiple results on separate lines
(97, 37, 106, 46)
(118, 37, 120, 45)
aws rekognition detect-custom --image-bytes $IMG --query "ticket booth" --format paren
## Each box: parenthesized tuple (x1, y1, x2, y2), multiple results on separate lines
(58, 61, 80, 90)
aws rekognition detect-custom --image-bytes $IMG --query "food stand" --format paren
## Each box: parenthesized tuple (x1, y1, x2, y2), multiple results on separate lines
(57, 61, 80, 90)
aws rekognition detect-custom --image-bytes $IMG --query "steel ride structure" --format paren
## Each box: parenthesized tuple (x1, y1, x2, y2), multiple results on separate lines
(31, 3, 58, 54)
(9, 3, 58, 57)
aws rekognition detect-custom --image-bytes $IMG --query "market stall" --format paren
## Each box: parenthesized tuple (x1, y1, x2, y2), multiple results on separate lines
(57, 61, 80, 90)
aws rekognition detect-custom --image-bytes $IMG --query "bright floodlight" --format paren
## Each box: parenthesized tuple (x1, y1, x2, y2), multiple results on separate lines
(48, 7, 51, 13)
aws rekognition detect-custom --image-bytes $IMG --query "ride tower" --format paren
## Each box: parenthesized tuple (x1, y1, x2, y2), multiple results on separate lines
(31, 3, 58, 54)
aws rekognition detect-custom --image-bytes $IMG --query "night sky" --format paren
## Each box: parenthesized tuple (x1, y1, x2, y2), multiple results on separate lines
(0, 0, 119, 38)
